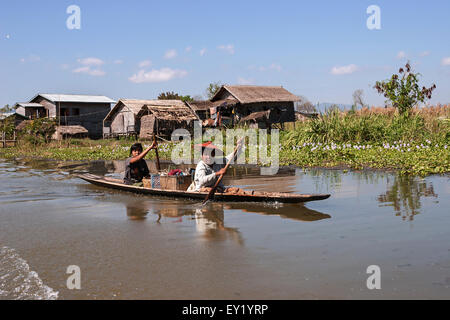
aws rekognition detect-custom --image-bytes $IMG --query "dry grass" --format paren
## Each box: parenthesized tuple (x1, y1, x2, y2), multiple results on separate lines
(350, 105, 450, 118)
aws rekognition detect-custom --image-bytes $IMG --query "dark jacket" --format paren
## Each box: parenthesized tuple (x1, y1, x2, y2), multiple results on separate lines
(123, 157, 150, 185)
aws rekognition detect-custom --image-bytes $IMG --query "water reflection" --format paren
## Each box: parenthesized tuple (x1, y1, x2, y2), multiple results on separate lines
(123, 199, 332, 244)
(125, 201, 150, 220)
(3, 158, 444, 225)
(146, 201, 244, 244)
(223, 203, 331, 222)
(194, 205, 244, 245)
(378, 175, 438, 221)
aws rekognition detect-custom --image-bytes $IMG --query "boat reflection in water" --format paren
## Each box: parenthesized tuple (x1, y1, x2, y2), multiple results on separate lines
(222, 202, 331, 222)
(123, 198, 331, 244)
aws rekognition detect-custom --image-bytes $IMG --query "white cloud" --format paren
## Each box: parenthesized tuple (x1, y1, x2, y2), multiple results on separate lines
(129, 68, 188, 83)
(138, 60, 152, 68)
(396, 51, 407, 59)
(73, 66, 105, 76)
(185, 46, 192, 52)
(442, 57, 450, 66)
(218, 44, 235, 54)
(114, 59, 124, 64)
(330, 64, 358, 75)
(77, 57, 104, 66)
(199, 48, 207, 56)
(237, 77, 254, 85)
(419, 51, 431, 57)
(6, 34, 10, 39)
(72, 57, 106, 76)
(164, 49, 177, 59)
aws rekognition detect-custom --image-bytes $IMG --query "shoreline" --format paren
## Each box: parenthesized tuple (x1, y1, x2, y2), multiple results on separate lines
(1, 151, 449, 177)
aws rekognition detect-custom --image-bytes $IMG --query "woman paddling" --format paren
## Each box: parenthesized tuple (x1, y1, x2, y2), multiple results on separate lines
(188, 138, 244, 192)
(124, 142, 157, 186)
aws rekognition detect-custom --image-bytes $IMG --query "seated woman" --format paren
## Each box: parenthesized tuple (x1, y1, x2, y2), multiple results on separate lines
(124, 142, 157, 186)
(189, 138, 243, 192)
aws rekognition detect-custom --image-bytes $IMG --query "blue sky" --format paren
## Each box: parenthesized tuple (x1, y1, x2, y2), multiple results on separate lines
(1, 0, 449, 107)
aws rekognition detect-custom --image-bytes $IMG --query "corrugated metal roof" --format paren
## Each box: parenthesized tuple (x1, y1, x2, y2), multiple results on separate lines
(0, 112, 14, 120)
(32, 94, 116, 104)
(15, 102, 44, 108)
(0, 112, 28, 120)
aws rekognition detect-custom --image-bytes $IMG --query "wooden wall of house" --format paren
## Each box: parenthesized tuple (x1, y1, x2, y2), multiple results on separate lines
(213, 90, 234, 101)
(16, 107, 25, 117)
(32, 97, 56, 117)
(110, 105, 136, 134)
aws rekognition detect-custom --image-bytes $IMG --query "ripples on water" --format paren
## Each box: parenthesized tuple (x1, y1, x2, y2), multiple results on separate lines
(0, 246, 58, 300)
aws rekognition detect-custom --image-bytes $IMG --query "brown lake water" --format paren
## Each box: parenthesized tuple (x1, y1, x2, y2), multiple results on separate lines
(0, 158, 449, 300)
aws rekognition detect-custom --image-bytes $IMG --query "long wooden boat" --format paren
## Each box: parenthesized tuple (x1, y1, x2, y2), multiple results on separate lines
(76, 174, 331, 204)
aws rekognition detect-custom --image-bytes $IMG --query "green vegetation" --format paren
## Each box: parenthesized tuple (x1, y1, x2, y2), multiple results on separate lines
(157, 91, 194, 102)
(374, 62, 436, 115)
(1, 117, 15, 137)
(0, 138, 176, 161)
(21, 118, 57, 144)
(279, 107, 449, 175)
(0, 104, 14, 113)
(205, 82, 223, 99)
(1, 107, 449, 176)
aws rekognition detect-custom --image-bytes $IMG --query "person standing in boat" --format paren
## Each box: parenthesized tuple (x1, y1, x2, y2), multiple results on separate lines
(188, 138, 244, 192)
(124, 142, 157, 186)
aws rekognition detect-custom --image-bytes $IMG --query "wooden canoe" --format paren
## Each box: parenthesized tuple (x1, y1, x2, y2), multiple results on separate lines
(76, 174, 331, 204)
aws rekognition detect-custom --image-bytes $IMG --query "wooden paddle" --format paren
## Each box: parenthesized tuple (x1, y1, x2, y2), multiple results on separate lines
(153, 134, 161, 172)
(203, 142, 241, 204)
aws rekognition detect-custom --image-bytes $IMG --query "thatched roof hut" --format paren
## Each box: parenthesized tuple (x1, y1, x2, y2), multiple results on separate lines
(103, 99, 157, 136)
(52, 125, 89, 140)
(209, 85, 300, 127)
(138, 100, 197, 120)
(137, 100, 197, 139)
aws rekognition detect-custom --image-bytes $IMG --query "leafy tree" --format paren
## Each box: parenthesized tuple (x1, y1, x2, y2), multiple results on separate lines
(158, 91, 194, 102)
(205, 82, 223, 100)
(374, 62, 436, 115)
(0, 104, 12, 114)
(158, 91, 181, 100)
(1, 117, 15, 137)
(22, 118, 57, 144)
(180, 95, 194, 102)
